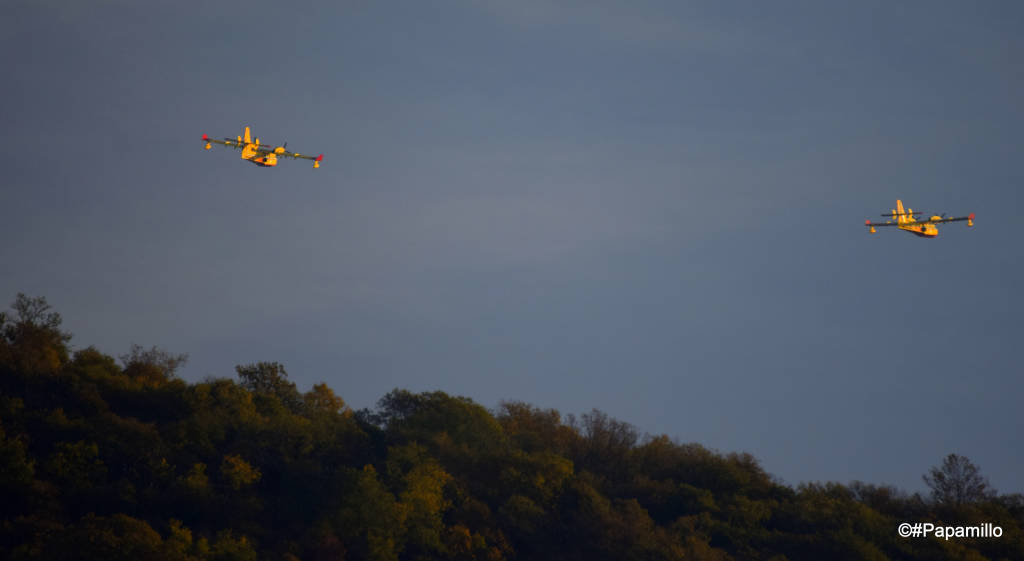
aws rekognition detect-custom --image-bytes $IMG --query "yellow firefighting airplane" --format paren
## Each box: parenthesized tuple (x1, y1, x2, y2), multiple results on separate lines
(865, 200, 974, 238)
(202, 127, 323, 168)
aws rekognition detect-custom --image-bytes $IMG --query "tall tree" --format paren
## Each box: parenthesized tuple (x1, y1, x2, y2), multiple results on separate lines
(0, 293, 71, 375)
(120, 344, 188, 383)
(235, 361, 303, 412)
(922, 453, 995, 506)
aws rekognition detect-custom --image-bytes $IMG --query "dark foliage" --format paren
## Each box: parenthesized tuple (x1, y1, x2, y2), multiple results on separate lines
(923, 453, 996, 507)
(0, 294, 1020, 560)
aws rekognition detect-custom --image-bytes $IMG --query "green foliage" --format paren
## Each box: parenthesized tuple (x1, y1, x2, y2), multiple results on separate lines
(0, 293, 71, 375)
(0, 422, 35, 518)
(396, 454, 451, 554)
(209, 529, 259, 561)
(499, 449, 573, 507)
(37, 514, 177, 561)
(182, 462, 211, 493)
(339, 465, 407, 561)
(220, 454, 261, 490)
(44, 440, 107, 490)
(496, 401, 575, 455)
(1, 293, 1022, 561)
(376, 389, 507, 455)
(235, 361, 303, 413)
(569, 408, 638, 481)
(0, 423, 34, 485)
(120, 343, 189, 385)
(70, 347, 122, 380)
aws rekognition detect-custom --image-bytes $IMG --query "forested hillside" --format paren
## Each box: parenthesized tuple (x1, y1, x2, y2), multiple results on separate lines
(1, 294, 1021, 560)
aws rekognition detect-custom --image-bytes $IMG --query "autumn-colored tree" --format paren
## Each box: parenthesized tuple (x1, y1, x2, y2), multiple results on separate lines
(2, 293, 1023, 561)
(305, 382, 350, 417)
(0, 293, 71, 375)
(221, 454, 262, 490)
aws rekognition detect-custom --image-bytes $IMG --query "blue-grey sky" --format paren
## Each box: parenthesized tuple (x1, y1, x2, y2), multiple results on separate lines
(3, 1, 1022, 493)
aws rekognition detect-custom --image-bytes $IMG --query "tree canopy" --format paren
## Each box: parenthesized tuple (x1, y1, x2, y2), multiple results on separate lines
(0, 294, 1020, 560)
(923, 453, 996, 507)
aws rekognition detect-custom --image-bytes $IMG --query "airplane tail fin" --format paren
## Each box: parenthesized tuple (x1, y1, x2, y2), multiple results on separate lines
(895, 200, 906, 223)
(243, 126, 252, 144)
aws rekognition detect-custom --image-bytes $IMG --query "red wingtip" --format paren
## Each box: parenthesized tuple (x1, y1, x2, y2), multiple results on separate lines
(865, 219, 871, 226)
(202, 134, 208, 140)
(968, 212, 975, 220)
(316, 154, 324, 161)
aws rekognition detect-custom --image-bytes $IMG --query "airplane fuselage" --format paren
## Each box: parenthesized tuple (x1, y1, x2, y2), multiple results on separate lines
(245, 154, 278, 167)
(898, 223, 938, 238)
(240, 143, 278, 167)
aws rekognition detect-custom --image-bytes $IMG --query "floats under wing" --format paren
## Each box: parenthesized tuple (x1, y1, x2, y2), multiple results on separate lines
(280, 149, 324, 163)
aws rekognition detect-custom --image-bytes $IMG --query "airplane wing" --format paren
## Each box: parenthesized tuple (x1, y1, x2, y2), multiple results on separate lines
(864, 220, 900, 227)
(251, 145, 323, 162)
(919, 214, 975, 224)
(277, 149, 322, 162)
(272, 149, 315, 159)
(202, 135, 243, 149)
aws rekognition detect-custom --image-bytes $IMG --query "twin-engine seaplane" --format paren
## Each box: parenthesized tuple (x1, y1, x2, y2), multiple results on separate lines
(202, 127, 323, 169)
(865, 200, 974, 238)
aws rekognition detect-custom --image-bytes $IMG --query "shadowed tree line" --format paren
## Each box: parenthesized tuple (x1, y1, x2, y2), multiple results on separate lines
(1, 293, 1022, 560)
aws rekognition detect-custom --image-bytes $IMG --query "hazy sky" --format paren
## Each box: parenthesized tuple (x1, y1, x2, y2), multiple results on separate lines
(3, 0, 1022, 493)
